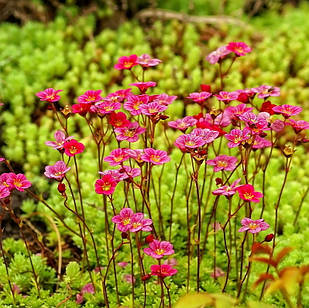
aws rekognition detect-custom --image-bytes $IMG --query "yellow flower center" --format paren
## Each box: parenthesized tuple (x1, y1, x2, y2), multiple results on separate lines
(217, 161, 228, 167)
(249, 223, 257, 230)
(243, 192, 254, 200)
(122, 218, 131, 225)
(150, 155, 161, 162)
(155, 249, 165, 255)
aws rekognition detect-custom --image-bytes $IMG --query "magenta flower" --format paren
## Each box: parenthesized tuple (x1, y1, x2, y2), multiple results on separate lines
(104, 148, 130, 166)
(115, 122, 146, 143)
(114, 55, 138, 70)
(226, 42, 252, 56)
(225, 104, 254, 121)
(109, 112, 130, 128)
(124, 94, 149, 116)
(77, 90, 102, 104)
(36, 88, 62, 102)
(214, 91, 239, 101)
(0, 173, 15, 191)
(144, 240, 174, 259)
(72, 103, 91, 116)
(168, 116, 197, 131)
(126, 149, 144, 163)
(212, 178, 241, 197)
(141, 148, 170, 165)
(207, 155, 237, 172)
(252, 85, 280, 99)
(211, 267, 225, 279)
(287, 119, 309, 133)
(252, 136, 272, 149)
(98, 170, 123, 183)
(112, 208, 134, 232)
(95, 174, 117, 195)
(140, 102, 167, 116)
(123, 274, 136, 285)
(236, 184, 263, 203)
(0, 157, 5, 162)
(129, 213, 152, 233)
(272, 104, 302, 118)
(225, 128, 251, 148)
(152, 94, 177, 106)
(174, 134, 205, 151)
(117, 262, 129, 268)
(271, 119, 285, 133)
(239, 112, 270, 134)
(187, 92, 212, 103)
(45, 130, 73, 150)
(63, 139, 85, 157)
(191, 128, 219, 143)
(129, 82, 156, 93)
(44, 161, 70, 181)
(81, 283, 95, 295)
(94, 100, 121, 115)
(0, 186, 10, 199)
(206, 45, 231, 64)
(150, 264, 178, 278)
(238, 218, 270, 234)
(7, 174, 31, 192)
(107, 88, 132, 103)
(137, 54, 161, 67)
(116, 166, 141, 180)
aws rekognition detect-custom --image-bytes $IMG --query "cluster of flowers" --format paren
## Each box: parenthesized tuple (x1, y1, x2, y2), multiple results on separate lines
(0, 171, 31, 199)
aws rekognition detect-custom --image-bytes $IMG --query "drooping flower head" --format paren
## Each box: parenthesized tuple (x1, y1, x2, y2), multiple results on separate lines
(207, 155, 238, 172)
(144, 240, 174, 259)
(137, 54, 161, 67)
(236, 184, 263, 203)
(238, 218, 270, 234)
(226, 42, 252, 56)
(114, 55, 138, 70)
(150, 264, 178, 278)
(95, 175, 117, 195)
(77, 90, 103, 104)
(141, 148, 170, 165)
(63, 139, 85, 157)
(45, 130, 73, 150)
(44, 161, 70, 181)
(206, 45, 231, 64)
(36, 88, 62, 102)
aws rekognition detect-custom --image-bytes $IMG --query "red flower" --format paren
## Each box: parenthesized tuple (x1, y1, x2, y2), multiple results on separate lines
(260, 101, 277, 115)
(95, 175, 117, 195)
(150, 264, 177, 278)
(114, 55, 138, 70)
(108, 112, 130, 128)
(72, 103, 91, 116)
(226, 42, 251, 56)
(236, 184, 263, 203)
(63, 139, 85, 157)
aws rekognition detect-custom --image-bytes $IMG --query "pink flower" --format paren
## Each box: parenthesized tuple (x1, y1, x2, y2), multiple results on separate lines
(236, 184, 263, 203)
(144, 240, 174, 259)
(116, 166, 141, 180)
(93, 100, 121, 115)
(137, 54, 161, 67)
(95, 175, 117, 195)
(252, 85, 280, 99)
(212, 178, 241, 197)
(211, 267, 225, 279)
(140, 102, 167, 116)
(287, 119, 309, 133)
(252, 136, 272, 149)
(45, 130, 73, 150)
(272, 104, 302, 118)
(0, 157, 5, 162)
(107, 89, 132, 103)
(214, 91, 239, 101)
(150, 264, 177, 278)
(36, 88, 62, 102)
(163, 258, 178, 266)
(104, 148, 130, 166)
(81, 283, 95, 295)
(126, 149, 144, 163)
(238, 218, 270, 234)
(108, 112, 130, 128)
(151, 94, 177, 106)
(271, 119, 286, 133)
(123, 274, 136, 285)
(0, 186, 10, 199)
(7, 174, 31, 192)
(226, 42, 251, 56)
(187, 92, 212, 103)
(190, 128, 219, 143)
(77, 90, 102, 104)
(0, 173, 15, 190)
(225, 128, 251, 148)
(130, 82, 156, 93)
(63, 139, 85, 157)
(207, 155, 237, 172)
(206, 46, 231, 64)
(239, 112, 270, 134)
(98, 170, 122, 183)
(141, 148, 170, 165)
(117, 262, 129, 268)
(114, 55, 138, 70)
(44, 161, 70, 181)
(168, 116, 197, 131)
(129, 213, 152, 232)
(76, 293, 84, 304)
(225, 104, 254, 121)
(115, 122, 146, 143)
(175, 134, 205, 151)
(124, 94, 149, 116)
(112, 208, 135, 232)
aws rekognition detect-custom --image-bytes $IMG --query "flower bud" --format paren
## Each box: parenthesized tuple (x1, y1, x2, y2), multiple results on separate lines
(282, 144, 295, 158)
(121, 232, 128, 239)
(57, 183, 66, 194)
(264, 233, 274, 242)
(141, 274, 151, 281)
(200, 84, 211, 92)
(215, 178, 223, 186)
(237, 93, 249, 103)
(145, 234, 154, 243)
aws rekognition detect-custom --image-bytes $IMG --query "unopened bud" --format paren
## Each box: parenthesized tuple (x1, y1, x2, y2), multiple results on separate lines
(145, 234, 154, 244)
(121, 232, 128, 239)
(282, 144, 295, 158)
(264, 233, 274, 242)
(141, 274, 151, 281)
(57, 183, 66, 194)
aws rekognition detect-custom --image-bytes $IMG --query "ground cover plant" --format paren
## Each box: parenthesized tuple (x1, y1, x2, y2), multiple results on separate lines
(1, 37, 309, 307)
(1, 3, 309, 308)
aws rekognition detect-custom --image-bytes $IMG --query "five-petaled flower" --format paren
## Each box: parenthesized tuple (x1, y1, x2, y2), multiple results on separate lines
(207, 155, 238, 172)
(63, 139, 85, 157)
(238, 218, 270, 234)
(7, 173, 31, 192)
(77, 90, 103, 104)
(44, 161, 70, 181)
(236, 184, 263, 203)
(144, 240, 174, 259)
(95, 174, 118, 195)
(36, 88, 62, 102)
(141, 148, 170, 165)
(114, 55, 138, 70)
(226, 42, 252, 56)
(150, 264, 178, 278)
